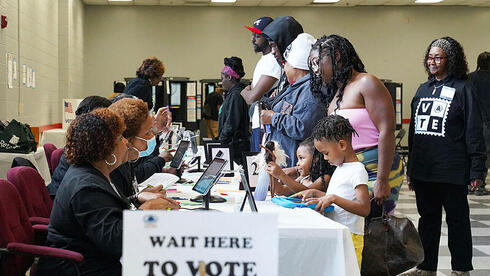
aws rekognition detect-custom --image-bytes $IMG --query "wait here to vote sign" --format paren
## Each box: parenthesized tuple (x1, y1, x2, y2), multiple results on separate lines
(122, 211, 278, 276)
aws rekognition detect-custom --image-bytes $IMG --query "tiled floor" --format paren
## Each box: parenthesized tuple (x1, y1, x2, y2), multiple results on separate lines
(395, 171, 490, 276)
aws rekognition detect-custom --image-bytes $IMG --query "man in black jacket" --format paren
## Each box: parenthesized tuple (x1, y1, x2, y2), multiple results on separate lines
(469, 52, 490, 195)
(261, 16, 303, 102)
(218, 57, 250, 165)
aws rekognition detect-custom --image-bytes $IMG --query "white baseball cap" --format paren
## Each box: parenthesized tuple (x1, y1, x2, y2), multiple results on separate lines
(283, 33, 316, 70)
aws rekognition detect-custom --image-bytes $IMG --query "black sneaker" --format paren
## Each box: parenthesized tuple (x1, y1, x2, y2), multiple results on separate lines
(475, 187, 488, 196)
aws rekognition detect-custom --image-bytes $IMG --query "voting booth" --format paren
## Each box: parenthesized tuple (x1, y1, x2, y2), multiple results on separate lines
(381, 80, 403, 130)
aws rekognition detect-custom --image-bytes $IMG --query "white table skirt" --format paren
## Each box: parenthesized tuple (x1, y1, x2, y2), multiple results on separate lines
(0, 147, 51, 185)
(40, 128, 67, 148)
(173, 178, 360, 276)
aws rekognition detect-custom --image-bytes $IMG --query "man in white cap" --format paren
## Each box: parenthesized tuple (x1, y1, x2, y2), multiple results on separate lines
(254, 33, 326, 200)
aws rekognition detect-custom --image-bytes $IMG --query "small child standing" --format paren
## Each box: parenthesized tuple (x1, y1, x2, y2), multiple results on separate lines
(305, 115, 370, 269)
(265, 137, 316, 195)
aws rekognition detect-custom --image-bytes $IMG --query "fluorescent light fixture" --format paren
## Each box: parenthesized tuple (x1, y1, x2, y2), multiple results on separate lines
(108, 0, 133, 2)
(414, 0, 444, 3)
(211, 0, 236, 2)
(313, 0, 340, 3)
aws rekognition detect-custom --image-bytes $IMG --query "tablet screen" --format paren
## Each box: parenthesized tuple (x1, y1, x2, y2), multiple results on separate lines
(169, 140, 190, 168)
(192, 158, 227, 194)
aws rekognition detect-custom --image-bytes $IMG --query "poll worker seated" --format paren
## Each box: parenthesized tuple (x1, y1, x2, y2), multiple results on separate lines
(109, 98, 178, 207)
(37, 108, 180, 276)
(48, 95, 112, 196)
(49, 95, 176, 205)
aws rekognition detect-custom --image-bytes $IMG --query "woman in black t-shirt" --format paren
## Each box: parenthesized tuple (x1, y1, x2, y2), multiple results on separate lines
(124, 57, 165, 111)
(404, 37, 486, 276)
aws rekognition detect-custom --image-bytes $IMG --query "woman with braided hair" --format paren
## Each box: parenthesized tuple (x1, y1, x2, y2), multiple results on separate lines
(403, 37, 486, 276)
(308, 34, 404, 219)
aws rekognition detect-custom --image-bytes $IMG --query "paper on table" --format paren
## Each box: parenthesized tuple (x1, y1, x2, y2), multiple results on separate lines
(138, 173, 179, 189)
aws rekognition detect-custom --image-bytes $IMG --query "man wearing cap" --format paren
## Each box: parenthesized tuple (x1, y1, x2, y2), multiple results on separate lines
(241, 17, 282, 152)
(261, 16, 303, 99)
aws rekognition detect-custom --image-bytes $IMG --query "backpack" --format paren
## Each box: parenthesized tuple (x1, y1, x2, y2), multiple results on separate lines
(0, 119, 37, 153)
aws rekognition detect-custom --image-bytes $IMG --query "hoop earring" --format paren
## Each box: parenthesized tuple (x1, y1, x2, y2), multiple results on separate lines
(105, 153, 117, 166)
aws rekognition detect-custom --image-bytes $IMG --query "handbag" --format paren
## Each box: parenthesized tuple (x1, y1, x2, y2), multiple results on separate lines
(0, 119, 37, 154)
(361, 206, 424, 276)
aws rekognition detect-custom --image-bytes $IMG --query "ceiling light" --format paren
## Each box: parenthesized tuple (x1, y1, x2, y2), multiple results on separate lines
(211, 0, 236, 3)
(313, 0, 340, 3)
(414, 0, 444, 3)
(108, 0, 133, 2)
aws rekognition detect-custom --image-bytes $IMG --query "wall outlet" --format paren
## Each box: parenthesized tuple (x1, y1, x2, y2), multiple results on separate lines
(18, 102, 23, 114)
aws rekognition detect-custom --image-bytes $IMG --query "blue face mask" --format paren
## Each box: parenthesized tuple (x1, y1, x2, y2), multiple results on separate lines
(134, 136, 157, 158)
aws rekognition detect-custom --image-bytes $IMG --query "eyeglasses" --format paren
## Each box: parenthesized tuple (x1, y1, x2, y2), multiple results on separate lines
(427, 56, 447, 64)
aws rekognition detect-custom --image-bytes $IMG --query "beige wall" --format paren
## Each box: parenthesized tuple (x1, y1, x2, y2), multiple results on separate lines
(0, 0, 84, 126)
(84, 5, 490, 127)
(59, 0, 85, 100)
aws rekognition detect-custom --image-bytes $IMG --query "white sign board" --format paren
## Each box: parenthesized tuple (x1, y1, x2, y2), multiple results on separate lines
(123, 211, 278, 276)
(62, 99, 83, 129)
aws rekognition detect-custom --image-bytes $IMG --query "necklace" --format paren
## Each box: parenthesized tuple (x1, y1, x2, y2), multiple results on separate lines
(432, 84, 444, 95)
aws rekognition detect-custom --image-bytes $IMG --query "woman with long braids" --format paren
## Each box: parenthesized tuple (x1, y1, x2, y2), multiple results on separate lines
(403, 37, 486, 276)
(308, 34, 404, 218)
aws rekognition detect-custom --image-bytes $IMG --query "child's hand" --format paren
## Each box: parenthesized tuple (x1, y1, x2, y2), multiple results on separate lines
(305, 194, 336, 213)
(291, 189, 326, 200)
(265, 161, 284, 179)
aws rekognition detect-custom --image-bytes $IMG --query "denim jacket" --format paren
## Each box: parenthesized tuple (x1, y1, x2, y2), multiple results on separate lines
(268, 74, 325, 167)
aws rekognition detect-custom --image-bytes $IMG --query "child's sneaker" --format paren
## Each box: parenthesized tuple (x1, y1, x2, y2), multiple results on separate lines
(400, 269, 437, 276)
(451, 271, 470, 276)
(475, 187, 488, 196)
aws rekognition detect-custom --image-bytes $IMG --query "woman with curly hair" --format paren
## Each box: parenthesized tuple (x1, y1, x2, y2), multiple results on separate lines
(124, 56, 165, 111)
(308, 34, 404, 218)
(109, 97, 176, 207)
(403, 37, 486, 276)
(38, 108, 179, 276)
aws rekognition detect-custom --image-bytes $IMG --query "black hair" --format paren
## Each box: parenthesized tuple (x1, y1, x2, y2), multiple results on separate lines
(298, 136, 315, 155)
(110, 93, 138, 104)
(224, 57, 245, 81)
(424, 37, 468, 80)
(476, 52, 490, 71)
(75, 96, 111, 116)
(309, 35, 366, 110)
(312, 115, 358, 143)
(114, 82, 126, 93)
(310, 149, 335, 190)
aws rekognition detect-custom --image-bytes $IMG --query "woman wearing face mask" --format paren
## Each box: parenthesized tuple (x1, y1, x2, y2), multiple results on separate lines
(109, 98, 176, 207)
(37, 109, 179, 276)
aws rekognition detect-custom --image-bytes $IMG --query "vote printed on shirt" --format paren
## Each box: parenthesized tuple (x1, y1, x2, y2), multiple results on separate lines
(414, 97, 451, 137)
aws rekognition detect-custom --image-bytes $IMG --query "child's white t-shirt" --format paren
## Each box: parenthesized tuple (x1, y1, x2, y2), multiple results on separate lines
(325, 161, 368, 235)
